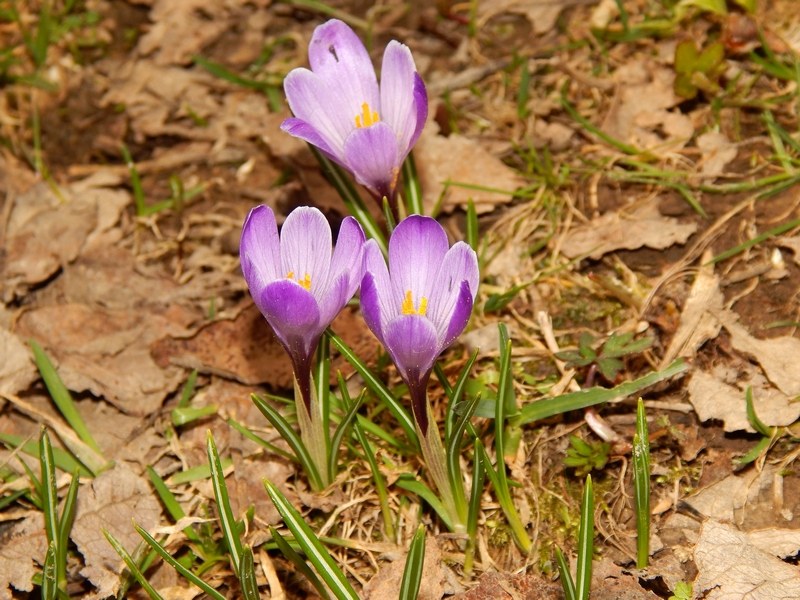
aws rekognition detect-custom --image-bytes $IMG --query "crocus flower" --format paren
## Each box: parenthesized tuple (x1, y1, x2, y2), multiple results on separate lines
(360, 215, 479, 433)
(281, 19, 428, 206)
(240, 205, 365, 407)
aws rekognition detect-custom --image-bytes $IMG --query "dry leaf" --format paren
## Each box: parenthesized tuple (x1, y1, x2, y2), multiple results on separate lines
(560, 199, 697, 259)
(660, 258, 725, 366)
(590, 559, 663, 599)
(694, 520, 800, 599)
(16, 304, 188, 416)
(697, 131, 738, 178)
(747, 528, 800, 559)
(0, 327, 38, 396)
(0, 514, 48, 599)
(415, 128, 526, 214)
(684, 467, 774, 524)
(478, 0, 578, 35)
(71, 465, 161, 599)
(722, 317, 800, 397)
(363, 538, 446, 600)
(777, 236, 800, 265)
(602, 59, 693, 151)
(687, 365, 800, 433)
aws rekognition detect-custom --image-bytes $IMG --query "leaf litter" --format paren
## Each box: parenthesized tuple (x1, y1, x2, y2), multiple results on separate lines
(1, 0, 800, 598)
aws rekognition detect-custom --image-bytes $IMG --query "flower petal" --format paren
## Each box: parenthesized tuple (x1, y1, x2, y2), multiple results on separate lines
(279, 207, 332, 296)
(384, 314, 440, 384)
(360, 240, 393, 345)
(409, 73, 428, 149)
(258, 279, 322, 362)
(328, 216, 366, 296)
(307, 20, 380, 145)
(380, 41, 423, 155)
(343, 122, 400, 199)
(426, 241, 479, 335)
(441, 280, 474, 348)
(316, 271, 352, 328)
(388, 215, 449, 309)
(240, 205, 281, 294)
(283, 69, 352, 156)
(280, 116, 338, 159)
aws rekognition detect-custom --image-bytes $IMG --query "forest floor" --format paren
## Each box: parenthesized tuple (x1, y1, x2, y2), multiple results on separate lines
(2, 0, 800, 598)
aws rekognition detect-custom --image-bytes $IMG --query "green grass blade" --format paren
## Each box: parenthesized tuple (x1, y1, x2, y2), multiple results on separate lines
(168, 460, 232, 485)
(576, 475, 594, 600)
(240, 546, 260, 600)
(446, 393, 480, 523)
(556, 547, 577, 600)
(104, 530, 164, 600)
(30, 341, 103, 456)
(494, 328, 513, 490)
(708, 217, 800, 265)
(464, 437, 486, 575)
(251, 394, 323, 490)
(442, 350, 479, 440)
(171, 405, 217, 426)
(57, 470, 80, 575)
(226, 418, 296, 462)
(135, 524, 226, 600)
(399, 524, 426, 600)
(146, 467, 202, 544)
(178, 369, 198, 408)
(42, 542, 57, 600)
(270, 527, 331, 600)
(39, 429, 66, 593)
(466, 199, 479, 252)
(206, 432, 243, 577)
(316, 334, 332, 460)
(474, 440, 531, 552)
(633, 399, 650, 569)
(745, 386, 774, 437)
(517, 359, 688, 424)
(352, 420, 395, 539)
(328, 383, 365, 483)
(327, 331, 418, 447)
(264, 480, 359, 600)
(395, 476, 454, 533)
(120, 144, 147, 216)
(402, 152, 424, 216)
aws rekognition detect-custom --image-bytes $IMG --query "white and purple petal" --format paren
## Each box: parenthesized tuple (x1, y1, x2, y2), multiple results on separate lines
(384, 315, 440, 381)
(280, 207, 332, 294)
(380, 41, 420, 155)
(387, 216, 449, 309)
(240, 205, 282, 292)
(426, 241, 479, 338)
(257, 279, 322, 360)
(328, 216, 366, 295)
(343, 123, 400, 199)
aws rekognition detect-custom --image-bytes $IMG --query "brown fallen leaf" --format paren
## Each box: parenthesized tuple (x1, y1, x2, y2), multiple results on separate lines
(560, 199, 697, 260)
(414, 127, 526, 214)
(2, 175, 128, 300)
(591, 558, 663, 600)
(0, 326, 38, 396)
(687, 365, 800, 433)
(152, 304, 377, 389)
(16, 304, 188, 416)
(478, 0, 579, 35)
(602, 57, 693, 152)
(363, 538, 447, 600)
(696, 131, 738, 178)
(71, 465, 162, 599)
(694, 520, 800, 599)
(684, 467, 774, 525)
(0, 514, 48, 599)
(660, 258, 725, 367)
(722, 316, 800, 397)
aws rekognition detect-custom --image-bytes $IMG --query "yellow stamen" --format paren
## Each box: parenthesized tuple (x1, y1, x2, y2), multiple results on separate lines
(287, 271, 312, 290)
(354, 102, 380, 128)
(401, 290, 427, 316)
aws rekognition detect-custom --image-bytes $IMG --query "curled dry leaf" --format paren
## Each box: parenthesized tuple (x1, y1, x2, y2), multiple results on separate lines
(687, 365, 800, 433)
(560, 199, 697, 260)
(363, 538, 447, 600)
(0, 514, 48, 599)
(71, 465, 161, 599)
(0, 327, 38, 396)
(694, 520, 800, 599)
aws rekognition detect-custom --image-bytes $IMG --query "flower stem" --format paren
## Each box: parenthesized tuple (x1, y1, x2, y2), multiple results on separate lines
(294, 372, 330, 489)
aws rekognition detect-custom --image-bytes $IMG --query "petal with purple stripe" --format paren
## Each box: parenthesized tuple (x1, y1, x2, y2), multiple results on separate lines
(258, 279, 321, 359)
(343, 122, 400, 198)
(388, 216, 449, 311)
(240, 205, 281, 291)
(426, 241, 479, 337)
(384, 314, 440, 382)
(380, 41, 419, 154)
(280, 207, 332, 295)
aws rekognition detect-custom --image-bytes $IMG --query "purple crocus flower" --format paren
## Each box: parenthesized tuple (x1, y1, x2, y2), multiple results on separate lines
(240, 205, 365, 406)
(281, 19, 427, 206)
(360, 216, 479, 434)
